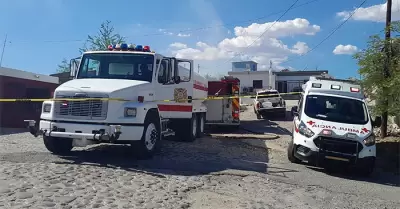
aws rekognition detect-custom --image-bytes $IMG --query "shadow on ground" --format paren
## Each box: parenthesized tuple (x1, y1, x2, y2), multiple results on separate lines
(0, 128, 26, 136)
(304, 141, 400, 187)
(51, 137, 297, 177)
(240, 118, 292, 136)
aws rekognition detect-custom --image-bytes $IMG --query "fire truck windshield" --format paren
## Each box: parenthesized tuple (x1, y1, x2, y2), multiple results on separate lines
(76, 53, 155, 82)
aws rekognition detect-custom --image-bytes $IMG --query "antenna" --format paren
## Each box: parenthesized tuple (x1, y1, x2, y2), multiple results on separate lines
(0, 34, 8, 68)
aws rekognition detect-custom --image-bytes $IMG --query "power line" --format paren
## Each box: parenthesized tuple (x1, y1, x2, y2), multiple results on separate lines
(10, 0, 321, 44)
(220, 0, 301, 66)
(280, 0, 368, 66)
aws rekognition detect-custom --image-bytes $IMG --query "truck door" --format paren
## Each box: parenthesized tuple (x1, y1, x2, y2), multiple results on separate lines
(155, 57, 194, 119)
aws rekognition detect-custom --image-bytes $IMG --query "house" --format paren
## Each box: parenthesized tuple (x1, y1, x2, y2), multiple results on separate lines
(0, 67, 59, 129)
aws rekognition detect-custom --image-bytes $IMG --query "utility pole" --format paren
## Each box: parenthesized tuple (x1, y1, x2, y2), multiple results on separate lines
(381, 0, 392, 138)
(0, 34, 7, 68)
(269, 61, 272, 89)
(198, 64, 200, 73)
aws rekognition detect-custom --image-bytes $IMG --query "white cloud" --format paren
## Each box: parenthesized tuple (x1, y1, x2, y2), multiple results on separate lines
(177, 33, 191, 37)
(169, 18, 320, 70)
(337, 0, 400, 22)
(169, 42, 188, 49)
(333, 44, 358, 55)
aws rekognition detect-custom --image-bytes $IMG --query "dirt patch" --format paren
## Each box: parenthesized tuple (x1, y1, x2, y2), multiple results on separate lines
(376, 137, 400, 175)
(208, 133, 279, 140)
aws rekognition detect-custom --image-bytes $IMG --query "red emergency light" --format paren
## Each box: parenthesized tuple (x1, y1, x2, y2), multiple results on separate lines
(350, 87, 360, 92)
(143, 46, 150, 52)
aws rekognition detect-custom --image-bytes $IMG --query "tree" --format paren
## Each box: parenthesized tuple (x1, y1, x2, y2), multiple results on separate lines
(353, 22, 400, 137)
(56, 58, 70, 73)
(55, 20, 125, 73)
(79, 20, 125, 53)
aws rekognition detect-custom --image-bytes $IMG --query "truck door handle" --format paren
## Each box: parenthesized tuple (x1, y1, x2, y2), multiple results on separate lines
(188, 96, 192, 103)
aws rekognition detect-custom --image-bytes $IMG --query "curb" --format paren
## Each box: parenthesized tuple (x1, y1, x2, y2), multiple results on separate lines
(208, 133, 279, 140)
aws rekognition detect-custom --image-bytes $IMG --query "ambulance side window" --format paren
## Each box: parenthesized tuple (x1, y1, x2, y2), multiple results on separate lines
(158, 59, 174, 84)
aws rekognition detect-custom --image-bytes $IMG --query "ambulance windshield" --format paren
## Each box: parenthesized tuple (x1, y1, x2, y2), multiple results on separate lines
(77, 53, 154, 82)
(304, 95, 369, 125)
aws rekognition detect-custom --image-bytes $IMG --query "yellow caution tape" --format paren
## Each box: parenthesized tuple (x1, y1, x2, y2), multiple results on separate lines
(0, 92, 301, 103)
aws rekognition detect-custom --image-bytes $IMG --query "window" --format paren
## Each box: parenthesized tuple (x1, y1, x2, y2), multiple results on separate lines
(77, 53, 155, 82)
(253, 80, 262, 89)
(177, 61, 191, 82)
(304, 95, 368, 125)
(257, 91, 279, 99)
(157, 59, 174, 84)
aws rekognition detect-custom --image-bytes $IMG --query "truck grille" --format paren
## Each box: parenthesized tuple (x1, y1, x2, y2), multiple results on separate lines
(55, 94, 108, 120)
(314, 137, 363, 155)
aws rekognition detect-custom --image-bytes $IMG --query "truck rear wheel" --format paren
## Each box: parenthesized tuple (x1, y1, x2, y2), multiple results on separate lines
(132, 111, 161, 159)
(43, 136, 73, 155)
(196, 113, 205, 138)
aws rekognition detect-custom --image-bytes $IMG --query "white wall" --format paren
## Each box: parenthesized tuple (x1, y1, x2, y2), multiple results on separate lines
(228, 71, 276, 91)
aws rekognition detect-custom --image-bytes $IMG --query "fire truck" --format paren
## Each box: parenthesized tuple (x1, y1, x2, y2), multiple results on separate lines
(205, 76, 240, 129)
(24, 43, 239, 159)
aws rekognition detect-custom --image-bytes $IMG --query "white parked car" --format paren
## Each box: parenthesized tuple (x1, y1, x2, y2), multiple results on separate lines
(253, 89, 286, 119)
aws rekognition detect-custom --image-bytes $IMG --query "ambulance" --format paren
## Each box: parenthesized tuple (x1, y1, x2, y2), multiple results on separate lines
(24, 43, 213, 159)
(287, 76, 382, 176)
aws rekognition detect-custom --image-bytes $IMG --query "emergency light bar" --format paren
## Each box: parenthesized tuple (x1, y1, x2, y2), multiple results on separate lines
(107, 43, 153, 52)
(350, 87, 360, 92)
(331, 85, 341, 90)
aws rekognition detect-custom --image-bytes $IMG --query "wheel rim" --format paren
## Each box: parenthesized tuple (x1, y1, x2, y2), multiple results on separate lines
(200, 115, 204, 133)
(192, 117, 197, 137)
(144, 123, 157, 151)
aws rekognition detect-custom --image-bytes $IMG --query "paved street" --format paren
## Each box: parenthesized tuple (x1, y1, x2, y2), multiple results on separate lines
(0, 101, 399, 209)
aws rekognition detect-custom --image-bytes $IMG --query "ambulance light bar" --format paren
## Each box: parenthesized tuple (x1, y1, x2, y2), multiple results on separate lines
(331, 85, 341, 90)
(312, 83, 321, 88)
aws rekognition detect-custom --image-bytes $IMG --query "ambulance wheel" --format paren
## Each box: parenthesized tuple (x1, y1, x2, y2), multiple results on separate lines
(132, 110, 161, 159)
(43, 136, 73, 155)
(287, 137, 300, 164)
(196, 113, 205, 138)
(356, 157, 375, 177)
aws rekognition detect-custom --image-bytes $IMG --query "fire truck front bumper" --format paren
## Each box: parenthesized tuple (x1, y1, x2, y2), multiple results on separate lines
(24, 119, 144, 142)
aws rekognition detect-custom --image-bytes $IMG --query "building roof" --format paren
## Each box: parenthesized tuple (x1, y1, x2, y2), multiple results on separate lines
(0, 67, 59, 84)
(273, 70, 328, 76)
(231, 61, 258, 64)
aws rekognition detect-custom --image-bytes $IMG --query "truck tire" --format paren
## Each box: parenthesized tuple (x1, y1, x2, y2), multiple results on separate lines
(43, 136, 73, 155)
(287, 137, 301, 164)
(196, 113, 205, 138)
(132, 110, 161, 159)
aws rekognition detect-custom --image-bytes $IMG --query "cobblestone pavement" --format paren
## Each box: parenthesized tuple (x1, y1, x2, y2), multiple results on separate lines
(0, 101, 399, 209)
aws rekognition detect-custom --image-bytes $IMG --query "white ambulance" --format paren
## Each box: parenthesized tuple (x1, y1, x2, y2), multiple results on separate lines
(24, 43, 210, 159)
(287, 76, 381, 176)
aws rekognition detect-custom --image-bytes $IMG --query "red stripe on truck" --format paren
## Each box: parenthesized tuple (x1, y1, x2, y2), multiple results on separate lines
(158, 104, 193, 112)
(193, 80, 208, 91)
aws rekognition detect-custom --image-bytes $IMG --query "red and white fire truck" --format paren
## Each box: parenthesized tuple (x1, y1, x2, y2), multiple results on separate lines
(24, 43, 240, 159)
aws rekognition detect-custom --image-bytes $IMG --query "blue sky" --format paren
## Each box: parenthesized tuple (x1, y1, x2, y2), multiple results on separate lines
(0, 0, 395, 79)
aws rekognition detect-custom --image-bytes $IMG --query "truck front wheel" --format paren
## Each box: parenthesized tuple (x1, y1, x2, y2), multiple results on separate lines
(132, 111, 161, 159)
(43, 136, 73, 155)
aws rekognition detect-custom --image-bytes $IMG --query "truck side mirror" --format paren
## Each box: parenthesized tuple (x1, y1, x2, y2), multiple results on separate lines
(69, 58, 79, 78)
(373, 116, 382, 128)
(174, 76, 181, 84)
(291, 106, 299, 117)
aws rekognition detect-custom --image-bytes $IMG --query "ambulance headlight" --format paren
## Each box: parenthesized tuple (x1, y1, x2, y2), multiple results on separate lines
(43, 104, 51, 113)
(363, 134, 375, 146)
(124, 107, 137, 117)
(298, 121, 314, 138)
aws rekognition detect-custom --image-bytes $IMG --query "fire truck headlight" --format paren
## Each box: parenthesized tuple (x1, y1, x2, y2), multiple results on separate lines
(124, 107, 137, 117)
(43, 104, 51, 113)
(363, 134, 375, 146)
